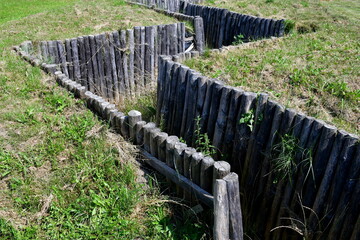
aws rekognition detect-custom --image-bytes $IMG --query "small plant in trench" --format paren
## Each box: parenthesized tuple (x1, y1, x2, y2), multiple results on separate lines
(194, 116, 217, 157)
(239, 109, 255, 131)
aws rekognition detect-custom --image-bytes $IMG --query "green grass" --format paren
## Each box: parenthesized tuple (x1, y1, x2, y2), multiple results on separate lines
(186, 0, 360, 134)
(0, 0, 208, 238)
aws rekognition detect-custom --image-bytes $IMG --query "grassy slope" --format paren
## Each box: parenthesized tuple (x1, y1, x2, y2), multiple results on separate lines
(0, 0, 206, 239)
(186, 0, 360, 134)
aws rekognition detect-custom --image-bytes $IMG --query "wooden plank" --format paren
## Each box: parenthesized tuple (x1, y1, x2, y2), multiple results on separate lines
(140, 149, 214, 207)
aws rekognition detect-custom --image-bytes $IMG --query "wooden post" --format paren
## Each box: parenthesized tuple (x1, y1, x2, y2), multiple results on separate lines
(71, 38, 81, 83)
(89, 36, 99, 93)
(143, 122, 157, 152)
(165, 135, 179, 168)
(149, 128, 161, 157)
(212, 86, 232, 151)
(194, 17, 205, 53)
(128, 110, 142, 141)
(155, 132, 168, 161)
(127, 29, 135, 95)
(200, 156, 215, 193)
(56, 40, 69, 78)
(213, 179, 229, 240)
(135, 120, 147, 145)
(108, 33, 119, 103)
(120, 30, 129, 98)
(95, 34, 106, 97)
(224, 172, 244, 240)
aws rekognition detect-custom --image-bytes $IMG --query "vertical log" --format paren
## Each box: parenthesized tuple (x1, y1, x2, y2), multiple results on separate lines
(89, 35, 99, 93)
(190, 152, 204, 186)
(103, 34, 113, 100)
(108, 33, 119, 103)
(95, 34, 106, 97)
(77, 37, 87, 87)
(212, 86, 232, 151)
(157, 132, 169, 162)
(224, 173, 244, 240)
(120, 30, 129, 97)
(128, 110, 142, 141)
(65, 39, 74, 80)
(165, 135, 179, 168)
(200, 156, 215, 193)
(135, 121, 147, 146)
(213, 179, 230, 240)
(83, 37, 93, 91)
(140, 26, 146, 88)
(71, 38, 81, 83)
(127, 29, 135, 95)
(143, 122, 157, 152)
(149, 128, 161, 156)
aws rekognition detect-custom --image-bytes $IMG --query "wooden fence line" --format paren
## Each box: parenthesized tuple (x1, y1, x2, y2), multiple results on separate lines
(20, 22, 187, 103)
(179, 1, 285, 48)
(156, 55, 359, 240)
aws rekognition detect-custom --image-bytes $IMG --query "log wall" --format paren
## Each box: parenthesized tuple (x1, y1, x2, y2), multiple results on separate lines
(156, 55, 360, 240)
(180, 1, 285, 48)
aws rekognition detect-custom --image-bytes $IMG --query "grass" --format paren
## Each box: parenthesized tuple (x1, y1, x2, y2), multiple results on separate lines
(186, 0, 360, 134)
(0, 0, 208, 238)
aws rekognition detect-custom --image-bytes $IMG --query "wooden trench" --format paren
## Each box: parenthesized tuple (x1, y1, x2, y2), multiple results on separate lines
(14, 1, 359, 240)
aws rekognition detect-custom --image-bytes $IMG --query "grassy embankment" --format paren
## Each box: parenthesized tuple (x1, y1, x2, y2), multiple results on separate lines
(186, 0, 359, 134)
(0, 0, 207, 239)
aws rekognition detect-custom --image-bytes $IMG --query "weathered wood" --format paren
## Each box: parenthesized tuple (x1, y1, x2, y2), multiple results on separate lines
(64, 39, 74, 80)
(164, 135, 179, 168)
(190, 152, 204, 186)
(199, 79, 215, 133)
(212, 86, 232, 151)
(156, 132, 169, 161)
(83, 37, 93, 91)
(95, 34, 106, 96)
(143, 122, 157, 152)
(231, 92, 257, 174)
(213, 161, 231, 188)
(56, 40, 69, 77)
(166, 62, 181, 133)
(224, 173, 244, 240)
(134, 27, 142, 91)
(140, 149, 213, 208)
(128, 110, 142, 141)
(103, 34, 113, 100)
(77, 37, 87, 87)
(303, 124, 337, 208)
(127, 29, 135, 95)
(200, 156, 215, 193)
(183, 74, 200, 143)
(144, 26, 155, 85)
(241, 93, 269, 187)
(108, 33, 119, 103)
(120, 115, 129, 138)
(213, 179, 229, 240)
(70, 38, 81, 83)
(120, 30, 129, 97)
(222, 88, 243, 162)
(135, 120, 147, 146)
(149, 128, 161, 157)
(140, 26, 146, 88)
(89, 36, 99, 93)
(160, 60, 175, 131)
(174, 142, 187, 196)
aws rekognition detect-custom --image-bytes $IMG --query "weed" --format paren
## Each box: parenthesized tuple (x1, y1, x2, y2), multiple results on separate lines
(232, 34, 245, 45)
(271, 134, 313, 184)
(193, 116, 217, 157)
(239, 109, 255, 131)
